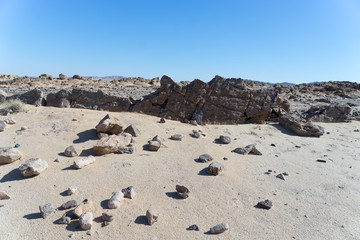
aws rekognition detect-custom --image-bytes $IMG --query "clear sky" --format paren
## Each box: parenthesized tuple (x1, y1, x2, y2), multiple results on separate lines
(0, 0, 359, 83)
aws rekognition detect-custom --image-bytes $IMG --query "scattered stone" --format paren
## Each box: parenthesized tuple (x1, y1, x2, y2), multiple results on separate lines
(14, 143, 20, 148)
(73, 199, 93, 217)
(270, 144, 276, 147)
(108, 191, 124, 209)
(93, 133, 132, 155)
(159, 118, 165, 123)
(102, 221, 110, 227)
(0, 120, 6, 131)
(191, 130, 202, 138)
(118, 146, 135, 154)
(54, 158, 60, 163)
(265, 172, 271, 175)
(219, 135, 231, 144)
(170, 134, 183, 141)
(317, 159, 327, 163)
(102, 212, 114, 222)
(67, 187, 77, 196)
(121, 186, 136, 199)
(124, 125, 141, 137)
(4, 118, 16, 124)
(72, 118, 77, 121)
(73, 155, 96, 169)
(152, 135, 165, 144)
(223, 157, 228, 160)
(198, 154, 213, 163)
(207, 162, 224, 176)
(0, 191, 10, 200)
(58, 213, 71, 224)
(209, 223, 229, 234)
(64, 145, 78, 157)
(61, 200, 78, 210)
(146, 210, 159, 225)
(39, 203, 55, 219)
(68, 233, 75, 238)
(268, 170, 272, 172)
(276, 174, 285, 180)
(86, 230, 94, 236)
(257, 200, 272, 210)
(96, 114, 124, 135)
(176, 185, 190, 199)
(232, 144, 262, 155)
(283, 172, 289, 176)
(187, 224, 199, 231)
(79, 212, 93, 230)
(19, 158, 48, 177)
(148, 140, 161, 151)
(190, 120, 198, 126)
(21, 126, 28, 131)
(0, 109, 12, 116)
(0, 147, 23, 164)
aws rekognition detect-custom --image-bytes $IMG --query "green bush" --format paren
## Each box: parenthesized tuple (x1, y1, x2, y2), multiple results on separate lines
(1, 99, 26, 113)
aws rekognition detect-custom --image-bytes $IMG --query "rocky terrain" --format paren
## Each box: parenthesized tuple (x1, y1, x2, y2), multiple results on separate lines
(0, 74, 359, 239)
(1, 73, 359, 137)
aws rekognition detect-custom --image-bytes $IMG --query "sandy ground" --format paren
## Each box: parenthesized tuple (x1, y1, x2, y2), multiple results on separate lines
(0, 105, 359, 240)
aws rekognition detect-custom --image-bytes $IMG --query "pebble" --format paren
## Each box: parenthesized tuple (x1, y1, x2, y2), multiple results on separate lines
(73, 155, 96, 169)
(20, 126, 28, 131)
(276, 174, 285, 180)
(4, 118, 16, 124)
(39, 203, 55, 219)
(54, 158, 60, 162)
(0, 191, 11, 200)
(68, 233, 75, 238)
(121, 186, 136, 199)
(64, 145, 78, 157)
(86, 230, 94, 236)
(0, 120, 6, 131)
(67, 187, 77, 196)
(198, 154, 213, 163)
(187, 224, 199, 231)
(176, 185, 190, 199)
(207, 162, 224, 176)
(317, 159, 327, 163)
(0, 147, 23, 164)
(190, 120, 198, 126)
(102, 212, 114, 222)
(209, 223, 229, 234)
(58, 213, 71, 224)
(257, 200, 272, 210)
(79, 212, 93, 230)
(159, 118, 165, 123)
(170, 134, 183, 141)
(152, 135, 165, 144)
(219, 135, 231, 144)
(102, 221, 110, 227)
(108, 191, 124, 209)
(118, 146, 135, 154)
(61, 200, 78, 210)
(146, 210, 159, 225)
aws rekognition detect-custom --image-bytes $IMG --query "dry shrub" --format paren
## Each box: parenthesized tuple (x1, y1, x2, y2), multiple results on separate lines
(1, 99, 26, 113)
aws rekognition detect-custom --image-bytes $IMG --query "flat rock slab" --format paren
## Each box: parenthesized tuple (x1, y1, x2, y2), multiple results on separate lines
(19, 158, 48, 177)
(73, 155, 96, 169)
(93, 133, 132, 155)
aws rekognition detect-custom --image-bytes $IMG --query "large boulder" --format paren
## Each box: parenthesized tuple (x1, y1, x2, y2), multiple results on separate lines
(0, 147, 23, 164)
(93, 133, 132, 155)
(46, 90, 71, 108)
(8, 89, 45, 106)
(305, 103, 353, 122)
(95, 114, 124, 135)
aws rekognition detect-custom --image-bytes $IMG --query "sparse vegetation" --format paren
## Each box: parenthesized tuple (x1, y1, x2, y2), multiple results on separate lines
(1, 99, 26, 113)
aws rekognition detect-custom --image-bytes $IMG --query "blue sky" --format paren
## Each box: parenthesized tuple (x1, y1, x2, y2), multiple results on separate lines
(0, 0, 359, 83)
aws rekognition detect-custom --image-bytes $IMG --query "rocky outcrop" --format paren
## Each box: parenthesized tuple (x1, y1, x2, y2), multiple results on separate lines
(133, 75, 289, 124)
(8, 89, 45, 106)
(278, 114, 325, 137)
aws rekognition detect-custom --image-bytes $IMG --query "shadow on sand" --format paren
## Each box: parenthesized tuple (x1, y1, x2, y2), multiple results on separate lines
(73, 129, 99, 144)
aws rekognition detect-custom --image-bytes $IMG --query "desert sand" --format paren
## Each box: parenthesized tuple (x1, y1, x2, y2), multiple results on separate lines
(0, 105, 359, 240)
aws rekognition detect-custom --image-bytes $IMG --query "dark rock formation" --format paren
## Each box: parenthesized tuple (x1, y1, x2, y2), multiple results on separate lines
(133, 75, 289, 124)
(8, 89, 45, 106)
